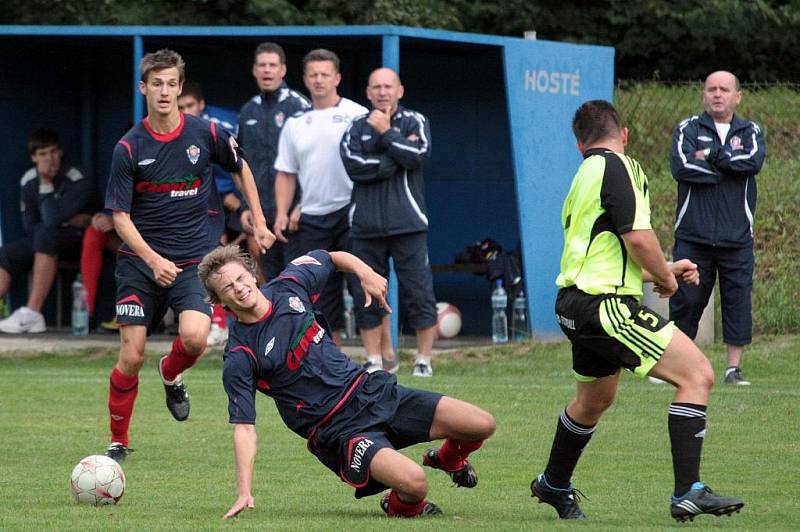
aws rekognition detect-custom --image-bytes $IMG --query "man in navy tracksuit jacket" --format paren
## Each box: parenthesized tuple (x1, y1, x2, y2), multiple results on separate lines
(238, 42, 310, 281)
(341, 67, 438, 378)
(669, 70, 766, 386)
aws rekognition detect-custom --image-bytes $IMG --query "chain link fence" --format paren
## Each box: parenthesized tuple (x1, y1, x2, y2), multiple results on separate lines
(615, 81, 800, 174)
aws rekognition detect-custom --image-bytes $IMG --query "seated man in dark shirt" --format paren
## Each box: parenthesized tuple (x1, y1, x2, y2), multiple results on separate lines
(0, 128, 93, 333)
(198, 246, 496, 519)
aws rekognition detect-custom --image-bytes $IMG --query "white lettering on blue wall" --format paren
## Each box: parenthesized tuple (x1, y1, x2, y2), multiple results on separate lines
(524, 69, 580, 96)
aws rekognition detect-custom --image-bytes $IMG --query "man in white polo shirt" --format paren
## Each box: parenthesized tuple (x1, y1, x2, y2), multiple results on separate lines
(274, 48, 368, 343)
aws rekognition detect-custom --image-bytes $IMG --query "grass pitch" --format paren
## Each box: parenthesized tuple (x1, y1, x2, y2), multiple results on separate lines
(1, 336, 798, 531)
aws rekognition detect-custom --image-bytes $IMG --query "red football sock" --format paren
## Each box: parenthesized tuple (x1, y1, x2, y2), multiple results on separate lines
(160, 336, 199, 383)
(437, 438, 484, 471)
(81, 225, 110, 315)
(386, 490, 425, 517)
(108, 367, 138, 446)
(211, 304, 227, 329)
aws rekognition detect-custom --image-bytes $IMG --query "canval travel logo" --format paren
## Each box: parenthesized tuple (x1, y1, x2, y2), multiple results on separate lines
(135, 174, 201, 198)
(117, 294, 145, 318)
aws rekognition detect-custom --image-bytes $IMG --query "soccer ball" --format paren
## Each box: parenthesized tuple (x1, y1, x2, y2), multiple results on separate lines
(436, 302, 462, 339)
(69, 455, 126, 506)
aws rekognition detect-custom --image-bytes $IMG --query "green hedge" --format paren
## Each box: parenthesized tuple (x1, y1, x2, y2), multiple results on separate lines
(615, 82, 800, 334)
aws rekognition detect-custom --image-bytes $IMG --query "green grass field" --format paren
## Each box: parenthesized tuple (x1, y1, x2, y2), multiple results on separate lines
(1, 337, 798, 531)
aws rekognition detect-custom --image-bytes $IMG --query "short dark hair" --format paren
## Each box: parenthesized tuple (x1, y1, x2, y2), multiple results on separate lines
(254, 42, 286, 64)
(28, 128, 61, 155)
(302, 48, 340, 73)
(198, 245, 258, 305)
(572, 100, 623, 146)
(140, 49, 185, 83)
(180, 80, 204, 102)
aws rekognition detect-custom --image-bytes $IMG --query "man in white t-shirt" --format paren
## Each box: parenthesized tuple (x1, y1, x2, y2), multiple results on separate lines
(274, 49, 368, 343)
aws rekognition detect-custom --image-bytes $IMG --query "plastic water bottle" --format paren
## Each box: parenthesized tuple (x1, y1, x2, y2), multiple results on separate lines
(343, 287, 357, 339)
(491, 279, 508, 344)
(71, 274, 89, 336)
(512, 291, 530, 341)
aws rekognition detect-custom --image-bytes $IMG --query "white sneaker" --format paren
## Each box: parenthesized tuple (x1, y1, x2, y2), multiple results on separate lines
(207, 323, 228, 346)
(383, 357, 400, 374)
(412, 360, 433, 378)
(363, 359, 383, 374)
(0, 307, 46, 333)
(648, 376, 667, 384)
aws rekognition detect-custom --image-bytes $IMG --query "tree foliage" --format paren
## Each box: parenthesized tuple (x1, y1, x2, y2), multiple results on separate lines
(3, 0, 799, 81)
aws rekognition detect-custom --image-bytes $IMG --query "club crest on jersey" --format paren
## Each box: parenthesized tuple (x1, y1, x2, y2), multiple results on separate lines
(186, 145, 201, 165)
(275, 112, 285, 128)
(306, 114, 313, 125)
(290, 255, 322, 267)
(729, 135, 743, 150)
(288, 297, 305, 313)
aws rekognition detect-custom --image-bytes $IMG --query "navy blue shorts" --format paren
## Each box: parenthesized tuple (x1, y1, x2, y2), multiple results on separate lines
(309, 371, 442, 498)
(669, 240, 753, 345)
(0, 227, 82, 274)
(114, 253, 212, 332)
(349, 232, 437, 330)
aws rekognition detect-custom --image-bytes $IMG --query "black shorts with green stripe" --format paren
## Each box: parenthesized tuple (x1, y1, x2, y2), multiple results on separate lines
(555, 286, 675, 381)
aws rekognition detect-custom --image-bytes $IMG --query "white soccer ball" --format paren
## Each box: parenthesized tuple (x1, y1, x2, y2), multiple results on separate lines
(69, 455, 126, 506)
(436, 302, 462, 339)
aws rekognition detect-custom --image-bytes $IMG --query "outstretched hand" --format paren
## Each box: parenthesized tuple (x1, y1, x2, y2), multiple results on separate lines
(359, 269, 391, 313)
(223, 494, 255, 519)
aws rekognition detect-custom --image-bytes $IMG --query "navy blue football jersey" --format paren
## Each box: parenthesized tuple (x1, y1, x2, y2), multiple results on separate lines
(105, 113, 243, 263)
(222, 249, 364, 437)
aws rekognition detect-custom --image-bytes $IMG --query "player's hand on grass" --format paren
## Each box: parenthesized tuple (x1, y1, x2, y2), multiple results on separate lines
(253, 222, 276, 254)
(359, 269, 391, 313)
(671, 259, 700, 285)
(223, 494, 255, 519)
(149, 256, 182, 287)
(273, 212, 290, 243)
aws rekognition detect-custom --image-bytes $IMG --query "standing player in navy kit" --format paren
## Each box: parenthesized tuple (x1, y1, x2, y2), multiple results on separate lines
(238, 42, 310, 282)
(103, 49, 274, 462)
(197, 246, 495, 519)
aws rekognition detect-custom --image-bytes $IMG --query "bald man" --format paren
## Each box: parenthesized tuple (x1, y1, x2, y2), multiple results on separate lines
(669, 71, 766, 385)
(340, 68, 438, 378)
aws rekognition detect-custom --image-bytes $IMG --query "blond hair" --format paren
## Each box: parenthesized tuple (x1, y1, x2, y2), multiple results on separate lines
(198, 245, 258, 304)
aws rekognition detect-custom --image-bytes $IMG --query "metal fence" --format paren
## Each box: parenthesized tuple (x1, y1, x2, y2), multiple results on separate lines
(615, 81, 800, 173)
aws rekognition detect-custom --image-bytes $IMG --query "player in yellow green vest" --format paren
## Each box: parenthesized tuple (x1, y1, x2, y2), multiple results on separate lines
(530, 100, 743, 523)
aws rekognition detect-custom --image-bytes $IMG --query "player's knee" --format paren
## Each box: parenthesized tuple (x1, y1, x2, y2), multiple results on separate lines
(575, 394, 614, 419)
(401, 466, 428, 501)
(474, 410, 496, 439)
(118, 346, 145, 374)
(180, 332, 207, 356)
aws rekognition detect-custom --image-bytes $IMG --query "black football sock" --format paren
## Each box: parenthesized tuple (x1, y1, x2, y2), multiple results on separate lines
(543, 408, 596, 489)
(668, 402, 707, 497)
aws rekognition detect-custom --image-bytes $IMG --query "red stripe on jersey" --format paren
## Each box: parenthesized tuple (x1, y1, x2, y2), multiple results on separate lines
(310, 293, 320, 304)
(306, 372, 366, 445)
(231, 345, 257, 364)
(142, 112, 185, 143)
(118, 140, 132, 159)
(210, 121, 217, 145)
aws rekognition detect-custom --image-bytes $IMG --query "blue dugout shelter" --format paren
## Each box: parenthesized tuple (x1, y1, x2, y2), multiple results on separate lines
(0, 25, 613, 340)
